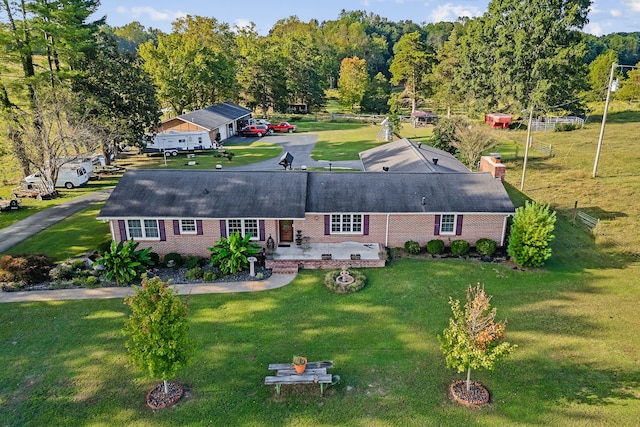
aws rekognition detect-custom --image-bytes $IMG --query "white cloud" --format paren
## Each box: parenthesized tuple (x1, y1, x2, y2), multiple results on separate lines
(429, 3, 482, 22)
(610, 9, 622, 17)
(115, 6, 187, 23)
(623, 0, 640, 12)
(584, 22, 603, 37)
(233, 19, 252, 30)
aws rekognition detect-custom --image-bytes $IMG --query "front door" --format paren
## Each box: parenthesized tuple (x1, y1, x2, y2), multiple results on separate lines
(279, 220, 293, 242)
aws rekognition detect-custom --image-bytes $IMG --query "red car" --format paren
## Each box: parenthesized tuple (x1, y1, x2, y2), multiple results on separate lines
(268, 122, 297, 133)
(238, 125, 271, 137)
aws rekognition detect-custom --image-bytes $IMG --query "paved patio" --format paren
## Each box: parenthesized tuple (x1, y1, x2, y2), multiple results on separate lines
(271, 241, 383, 261)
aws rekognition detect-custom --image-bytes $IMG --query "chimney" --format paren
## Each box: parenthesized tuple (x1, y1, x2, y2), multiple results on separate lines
(432, 158, 439, 165)
(479, 155, 506, 183)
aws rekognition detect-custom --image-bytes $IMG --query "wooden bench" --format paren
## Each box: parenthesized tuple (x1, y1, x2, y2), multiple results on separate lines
(265, 361, 337, 395)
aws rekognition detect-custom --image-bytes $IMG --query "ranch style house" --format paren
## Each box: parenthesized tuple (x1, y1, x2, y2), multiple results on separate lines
(97, 167, 514, 271)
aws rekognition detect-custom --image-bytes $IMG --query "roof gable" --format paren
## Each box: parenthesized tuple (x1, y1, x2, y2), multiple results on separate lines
(169, 102, 252, 131)
(359, 138, 469, 173)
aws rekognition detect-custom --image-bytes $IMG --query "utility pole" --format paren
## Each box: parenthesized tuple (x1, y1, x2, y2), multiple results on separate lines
(520, 107, 534, 191)
(593, 62, 617, 178)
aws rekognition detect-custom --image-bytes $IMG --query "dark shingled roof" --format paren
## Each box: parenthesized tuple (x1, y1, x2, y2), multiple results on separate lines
(172, 102, 252, 131)
(98, 170, 514, 220)
(359, 138, 469, 173)
(98, 170, 308, 219)
(305, 172, 514, 213)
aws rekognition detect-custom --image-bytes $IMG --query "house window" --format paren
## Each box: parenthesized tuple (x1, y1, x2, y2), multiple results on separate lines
(180, 219, 197, 234)
(227, 219, 259, 239)
(331, 214, 363, 234)
(127, 219, 159, 240)
(440, 214, 456, 234)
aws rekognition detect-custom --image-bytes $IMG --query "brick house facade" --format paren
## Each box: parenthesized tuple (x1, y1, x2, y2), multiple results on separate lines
(99, 169, 514, 257)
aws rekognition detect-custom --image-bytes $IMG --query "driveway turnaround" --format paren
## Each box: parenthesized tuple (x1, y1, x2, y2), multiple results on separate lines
(0, 274, 297, 303)
(227, 133, 363, 171)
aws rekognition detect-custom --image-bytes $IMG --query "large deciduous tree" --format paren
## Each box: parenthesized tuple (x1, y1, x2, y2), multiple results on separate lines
(72, 31, 160, 156)
(0, 0, 101, 176)
(138, 15, 237, 114)
(338, 56, 368, 110)
(454, 0, 591, 113)
(588, 50, 619, 101)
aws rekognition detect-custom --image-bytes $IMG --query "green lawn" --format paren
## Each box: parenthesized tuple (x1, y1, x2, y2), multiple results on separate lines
(1, 225, 639, 425)
(2, 109, 640, 425)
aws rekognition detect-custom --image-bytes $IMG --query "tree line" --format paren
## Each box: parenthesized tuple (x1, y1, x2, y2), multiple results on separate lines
(1, 1, 640, 183)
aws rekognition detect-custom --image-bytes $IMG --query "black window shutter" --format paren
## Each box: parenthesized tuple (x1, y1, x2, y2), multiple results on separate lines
(259, 220, 265, 240)
(219, 220, 227, 238)
(118, 220, 127, 241)
(363, 215, 369, 235)
(196, 220, 203, 235)
(434, 215, 441, 236)
(173, 220, 180, 235)
(324, 215, 330, 235)
(455, 215, 464, 236)
(159, 220, 166, 241)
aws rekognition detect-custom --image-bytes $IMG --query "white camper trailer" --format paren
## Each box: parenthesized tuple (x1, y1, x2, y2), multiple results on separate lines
(145, 131, 215, 156)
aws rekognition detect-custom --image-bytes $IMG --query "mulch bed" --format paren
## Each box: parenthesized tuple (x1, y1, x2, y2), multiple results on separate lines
(146, 382, 184, 409)
(449, 380, 490, 407)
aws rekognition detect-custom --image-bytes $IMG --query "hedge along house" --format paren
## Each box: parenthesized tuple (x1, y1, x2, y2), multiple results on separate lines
(97, 168, 515, 272)
(158, 102, 252, 143)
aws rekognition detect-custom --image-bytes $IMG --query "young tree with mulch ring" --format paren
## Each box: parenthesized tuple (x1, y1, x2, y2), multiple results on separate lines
(123, 275, 194, 408)
(438, 283, 516, 405)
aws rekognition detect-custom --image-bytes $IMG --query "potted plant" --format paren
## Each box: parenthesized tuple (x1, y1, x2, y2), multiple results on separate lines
(292, 355, 307, 374)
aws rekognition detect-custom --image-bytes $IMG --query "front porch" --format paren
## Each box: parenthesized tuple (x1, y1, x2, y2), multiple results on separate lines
(265, 242, 387, 273)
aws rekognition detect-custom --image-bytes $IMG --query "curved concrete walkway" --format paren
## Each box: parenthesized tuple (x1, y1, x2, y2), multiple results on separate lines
(0, 274, 297, 303)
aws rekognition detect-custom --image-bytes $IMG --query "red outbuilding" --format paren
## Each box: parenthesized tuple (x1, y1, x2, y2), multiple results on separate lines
(484, 113, 513, 129)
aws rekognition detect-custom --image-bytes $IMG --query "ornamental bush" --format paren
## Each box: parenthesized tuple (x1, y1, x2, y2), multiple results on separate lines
(426, 239, 445, 255)
(209, 231, 260, 275)
(0, 254, 55, 287)
(404, 240, 421, 254)
(507, 201, 557, 267)
(185, 266, 203, 280)
(451, 240, 470, 256)
(475, 238, 497, 257)
(164, 252, 183, 268)
(93, 240, 153, 286)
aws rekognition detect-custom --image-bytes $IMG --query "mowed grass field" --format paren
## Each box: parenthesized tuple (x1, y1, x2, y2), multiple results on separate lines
(1, 110, 640, 425)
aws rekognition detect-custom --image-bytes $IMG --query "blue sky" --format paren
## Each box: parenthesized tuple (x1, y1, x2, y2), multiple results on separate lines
(93, 0, 639, 37)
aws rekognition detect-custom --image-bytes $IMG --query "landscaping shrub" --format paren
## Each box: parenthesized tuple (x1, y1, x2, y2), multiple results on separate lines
(49, 265, 75, 281)
(71, 259, 86, 270)
(0, 254, 55, 286)
(404, 240, 421, 254)
(209, 232, 260, 275)
(185, 267, 203, 280)
(324, 269, 367, 293)
(426, 239, 445, 255)
(508, 201, 556, 267)
(555, 122, 578, 132)
(475, 238, 497, 257)
(183, 256, 204, 269)
(148, 252, 160, 266)
(164, 253, 183, 268)
(202, 271, 217, 281)
(451, 240, 470, 256)
(93, 240, 153, 286)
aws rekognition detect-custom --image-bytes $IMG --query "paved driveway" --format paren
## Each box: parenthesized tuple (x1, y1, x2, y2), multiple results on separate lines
(226, 133, 363, 171)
